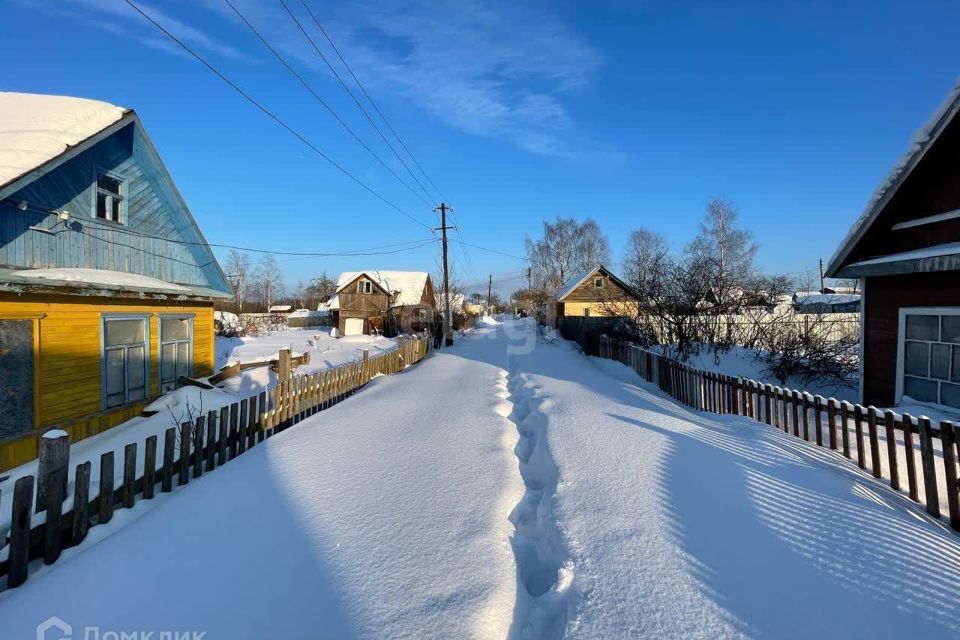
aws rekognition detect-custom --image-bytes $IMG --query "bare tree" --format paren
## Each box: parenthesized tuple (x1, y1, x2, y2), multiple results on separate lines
(686, 199, 758, 356)
(223, 250, 252, 313)
(623, 228, 670, 298)
(525, 216, 611, 293)
(252, 254, 284, 311)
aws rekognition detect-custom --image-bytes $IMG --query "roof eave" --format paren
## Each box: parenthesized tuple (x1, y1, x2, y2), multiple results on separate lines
(836, 253, 960, 279)
(825, 85, 960, 278)
(0, 110, 136, 201)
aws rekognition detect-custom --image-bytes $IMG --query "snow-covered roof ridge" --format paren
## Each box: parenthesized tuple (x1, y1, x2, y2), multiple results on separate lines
(556, 264, 637, 301)
(0, 92, 131, 190)
(335, 270, 430, 307)
(825, 78, 960, 276)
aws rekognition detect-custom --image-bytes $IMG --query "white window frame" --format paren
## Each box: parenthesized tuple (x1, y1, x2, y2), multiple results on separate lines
(101, 314, 150, 409)
(357, 279, 373, 294)
(593, 277, 605, 289)
(159, 314, 194, 393)
(895, 306, 960, 406)
(92, 167, 127, 224)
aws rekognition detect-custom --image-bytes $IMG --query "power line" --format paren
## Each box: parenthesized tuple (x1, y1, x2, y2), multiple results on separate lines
(282, 0, 438, 205)
(121, 0, 434, 232)
(20, 200, 438, 257)
(300, 0, 448, 203)
(221, 0, 433, 210)
(452, 239, 526, 261)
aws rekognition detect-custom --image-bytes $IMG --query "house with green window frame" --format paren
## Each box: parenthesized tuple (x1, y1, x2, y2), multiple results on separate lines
(0, 92, 232, 470)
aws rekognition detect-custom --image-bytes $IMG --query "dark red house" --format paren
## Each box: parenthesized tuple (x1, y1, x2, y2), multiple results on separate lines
(826, 83, 960, 410)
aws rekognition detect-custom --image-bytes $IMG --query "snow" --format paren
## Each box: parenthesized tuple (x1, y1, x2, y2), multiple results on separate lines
(650, 344, 859, 403)
(334, 270, 429, 307)
(846, 241, 960, 267)
(41, 429, 68, 440)
(826, 78, 960, 274)
(556, 269, 594, 301)
(215, 328, 397, 374)
(793, 293, 860, 306)
(6, 268, 191, 292)
(0, 92, 128, 190)
(1, 319, 958, 638)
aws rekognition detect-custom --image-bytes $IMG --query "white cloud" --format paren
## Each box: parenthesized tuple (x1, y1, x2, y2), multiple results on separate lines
(17, 0, 252, 62)
(326, 0, 603, 157)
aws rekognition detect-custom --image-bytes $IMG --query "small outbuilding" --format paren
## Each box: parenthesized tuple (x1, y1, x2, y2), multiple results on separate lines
(826, 82, 960, 409)
(554, 265, 640, 318)
(329, 271, 435, 336)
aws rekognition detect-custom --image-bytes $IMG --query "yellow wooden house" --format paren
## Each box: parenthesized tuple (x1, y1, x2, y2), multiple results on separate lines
(0, 93, 232, 470)
(554, 265, 641, 318)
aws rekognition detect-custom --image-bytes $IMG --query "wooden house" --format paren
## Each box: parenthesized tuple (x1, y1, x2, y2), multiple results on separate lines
(554, 266, 641, 318)
(825, 82, 960, 410)
(329, 271, 435, 336)
(0, 93, 232, 469)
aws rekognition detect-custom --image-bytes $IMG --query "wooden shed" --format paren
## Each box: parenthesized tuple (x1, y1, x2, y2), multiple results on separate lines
(0, 93, 232, 469)
(330, 271, 435, 336)
(825, 82, 960, 410)
(554, 265, 641, 318)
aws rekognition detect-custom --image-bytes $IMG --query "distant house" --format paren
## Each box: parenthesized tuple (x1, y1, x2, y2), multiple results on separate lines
(0, 93, 232, 469)
(329, 271, 435, 336)
(554, 265, 640, 318)
(268, 304, 293, 314)
(825, 82, 960, 409)
(792, 292, 861, 314)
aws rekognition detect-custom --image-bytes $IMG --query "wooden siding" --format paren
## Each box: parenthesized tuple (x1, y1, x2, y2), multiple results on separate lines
(559, 272, 638, 316)
(0, 122, 230, 294)
(863, 272, 960, 406)
(847, 111, 960, 265)
(337, 274, 390, 315)
(0, 293, 214, 470)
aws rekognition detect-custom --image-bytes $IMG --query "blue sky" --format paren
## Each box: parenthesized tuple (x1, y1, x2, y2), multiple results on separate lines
(5, 0, 959, 296)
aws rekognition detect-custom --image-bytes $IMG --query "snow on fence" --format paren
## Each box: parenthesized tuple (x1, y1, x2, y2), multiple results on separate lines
(0, 334, 430, 590)
(597, 335, 960, 535)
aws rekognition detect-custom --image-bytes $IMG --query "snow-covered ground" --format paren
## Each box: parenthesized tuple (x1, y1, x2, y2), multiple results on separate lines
(2, 319, 958, 639)
(0, 330, 398, 537)
(656, 345, 858, 402)
(215, 327, 397, 373)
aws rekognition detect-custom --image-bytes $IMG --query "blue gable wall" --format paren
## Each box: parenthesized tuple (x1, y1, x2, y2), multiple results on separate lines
(0, 121, 231, 294)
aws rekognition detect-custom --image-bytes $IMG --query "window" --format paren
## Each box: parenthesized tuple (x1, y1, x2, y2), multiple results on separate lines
(159, 315, 193, 393)
(899, 309, 960, 409)
(102, 316, 149, 408)
(94, 171, 125, 223)
(594, 277, 605, 289)
(584, 307, 591, 317)
(357, 280, 373, 294)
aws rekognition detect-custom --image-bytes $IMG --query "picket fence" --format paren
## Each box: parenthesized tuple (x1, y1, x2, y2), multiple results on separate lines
(0, 334, 430, 590)
(598, 336, 960, 534)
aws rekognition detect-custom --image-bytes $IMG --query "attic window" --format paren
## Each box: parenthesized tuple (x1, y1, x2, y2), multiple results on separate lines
(95, 171, 124, 223)
(594, 277, 605, 289)
(358, 280, 373, 294)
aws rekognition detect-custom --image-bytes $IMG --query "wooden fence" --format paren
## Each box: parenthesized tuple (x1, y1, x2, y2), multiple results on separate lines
(598, 336, 960, 534)
(0, 334, 430, 590)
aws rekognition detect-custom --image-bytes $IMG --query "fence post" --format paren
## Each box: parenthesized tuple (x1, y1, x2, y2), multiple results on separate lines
(867, 407, 882, 478)
(8, 476, 35, 588)
(883, 411, 899, 491)
(278, 347, 292, 383)
(902, 413, 919, 502)
(37, 429, 69, 511)
(918, 417, 940, 518)
(939, 421, 960, 531)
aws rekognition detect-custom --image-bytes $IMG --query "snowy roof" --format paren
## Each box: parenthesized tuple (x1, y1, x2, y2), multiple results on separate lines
(0, 92, 130, 191)
(0, 267, 230, 299)
(556, 265, 637, 301)
(825, 79, 960, 276)
(335, 271, 430, 307)
(268, 305, 293, 313)
(794, 293, 861, 306)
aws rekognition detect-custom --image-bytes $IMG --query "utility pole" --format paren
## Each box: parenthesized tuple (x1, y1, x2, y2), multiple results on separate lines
(487, 274, 493, 316)
(434, 202, 454, 346)
(818, 258, 825, 293)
